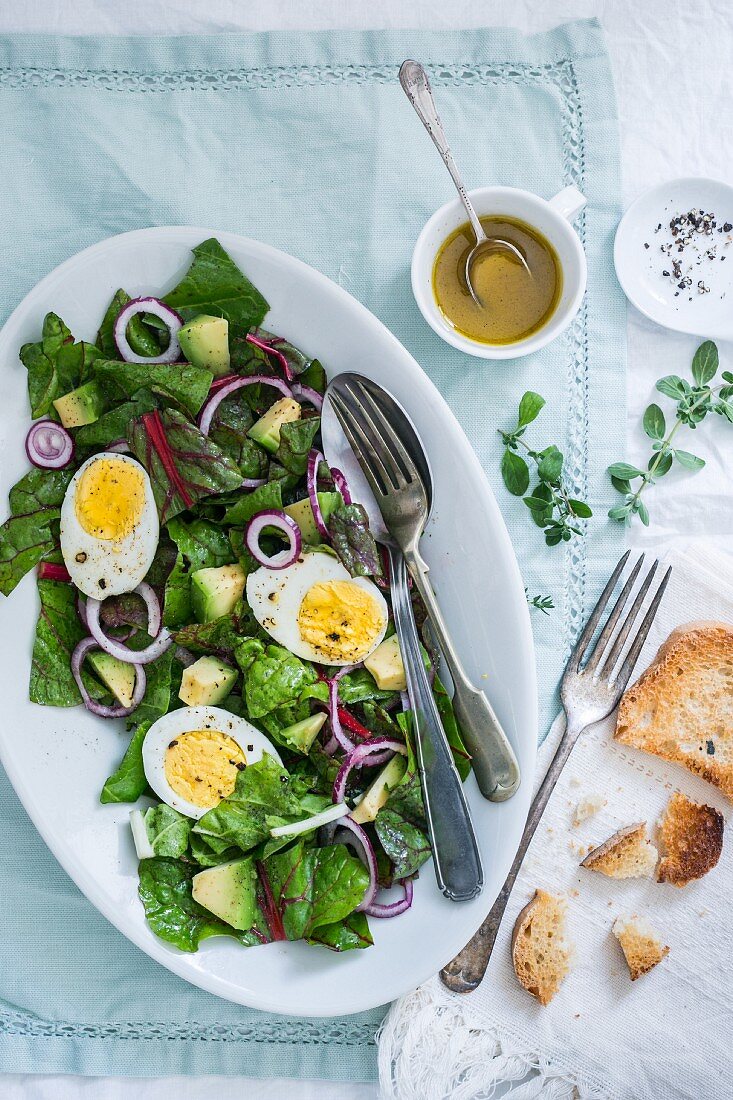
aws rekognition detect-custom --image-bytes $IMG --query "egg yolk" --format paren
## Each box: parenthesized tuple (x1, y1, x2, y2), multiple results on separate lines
(298, 580, 386, 663)
(75, 458, 146, 541)
(164, 729, 246, 809)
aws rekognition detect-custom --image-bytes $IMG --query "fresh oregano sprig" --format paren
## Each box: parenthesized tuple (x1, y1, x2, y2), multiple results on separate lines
(525, 588, 555, 614)
(499, 391, 592, 547)
(608, 341, 729, 526)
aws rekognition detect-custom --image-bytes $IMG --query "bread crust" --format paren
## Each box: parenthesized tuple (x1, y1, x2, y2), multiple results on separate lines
(657, 792, 724, 886)
(615, 621, 733, 798)
(511, 889, 570, 1007)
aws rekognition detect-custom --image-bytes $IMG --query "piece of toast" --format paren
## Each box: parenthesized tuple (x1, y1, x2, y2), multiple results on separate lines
(511, 890, 571, 1006)
(615, 621, 733, 798)
(657, 792, 724, 886)
(613, 914, 669, 980)
(581, 823, 658, 878)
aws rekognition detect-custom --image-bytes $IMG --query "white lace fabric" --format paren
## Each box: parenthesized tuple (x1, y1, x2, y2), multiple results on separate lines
(379, 545, 733, 1100)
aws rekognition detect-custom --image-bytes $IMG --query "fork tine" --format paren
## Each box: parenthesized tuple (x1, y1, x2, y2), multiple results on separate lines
(341, 381, 407, 491)
(597, 560, 659, 677)
(329, 392, 391, 498)
(566, 550, 631, 671)
(349, 382, 417, 484)
(583, 554, 645, 674)
(611, 566, 672, 690)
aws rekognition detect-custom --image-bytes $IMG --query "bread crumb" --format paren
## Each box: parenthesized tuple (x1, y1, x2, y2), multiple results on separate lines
(569, 776, 581, 788)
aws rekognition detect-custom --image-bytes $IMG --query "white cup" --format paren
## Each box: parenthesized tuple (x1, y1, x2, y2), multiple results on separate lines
(411, 185, 587, 360)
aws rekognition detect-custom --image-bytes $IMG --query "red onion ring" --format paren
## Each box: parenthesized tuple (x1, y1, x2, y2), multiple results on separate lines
(306, 449, 331, 540)
(363, 877, 413, 918)
(320, 815, 378, 912)
(245, 332, 294, 381)
(25, 420, 74, 469)
(71, 636, 146, 718)
(85, 584, 172, 665)
(198, 374, 293, 437)
(290, 382, 323, 412)
(330, 467, 352, 505)
(332, 737, 408, 803)
(113, 297, 183, 364)
(245, 509, 302, 570)
(106, 438, 131, 454)
(320, 664, 359, 755)
(242, 476, 268, 489)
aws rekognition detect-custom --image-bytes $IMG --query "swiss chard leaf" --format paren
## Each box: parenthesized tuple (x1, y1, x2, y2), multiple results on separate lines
(328, 503, 383, 578)
(128, 408, 242, 525)
(20, 313, 102, 419)
(236, 640, 318, 719)
(163, 238, 269, 335)
(192, 754, 301, 855)
(138, 857, 243, 952)
(75, 391, 159, 449)
(374, 808, 431, 879)
(261, 841, 370, 940)
(92, 359, 213, 419)
(274, 418, 321, 476)
(207, 393, 268, 480)
(171, 604, 261, 660)
(306, 911, 373, 952)
(0, 467, 75, 596)
(29, 578, 86, 705)
(143, 805, 192, 857)
(246, 328, 314, 379)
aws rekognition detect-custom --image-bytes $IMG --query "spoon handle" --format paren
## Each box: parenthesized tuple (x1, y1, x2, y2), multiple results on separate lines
(399, 60, 486, 245)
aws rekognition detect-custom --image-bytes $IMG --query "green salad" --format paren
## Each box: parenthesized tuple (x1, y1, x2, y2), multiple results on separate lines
(0, 239, 470, 953)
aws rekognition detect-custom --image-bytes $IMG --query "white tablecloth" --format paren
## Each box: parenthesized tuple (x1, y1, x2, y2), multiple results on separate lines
(2, 0, 731, 1096)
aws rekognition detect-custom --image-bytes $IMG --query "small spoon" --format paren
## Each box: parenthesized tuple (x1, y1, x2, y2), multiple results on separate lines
(399, 60, 531, 307)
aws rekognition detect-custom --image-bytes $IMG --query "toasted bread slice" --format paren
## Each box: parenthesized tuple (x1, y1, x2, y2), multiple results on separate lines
(613, 914, 669, 980)
(657, 792, 724, 886)
(615, 621, 733, 798)
(581, 823, 658, 878)
(511, 890, 571, 1006)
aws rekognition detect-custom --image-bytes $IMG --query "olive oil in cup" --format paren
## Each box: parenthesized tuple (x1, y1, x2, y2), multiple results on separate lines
(411, 186, 587, 360)
(433, 216, 562, 345)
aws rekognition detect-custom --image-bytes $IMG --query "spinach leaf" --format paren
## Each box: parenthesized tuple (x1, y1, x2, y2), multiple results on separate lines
(188, 832, 242, 868)
(328, 502, 383, 578)
(92, 359, 212, 419)
(0, 467, 75, 596)
(387, 719, 426, 826)
(29, 578, 86, 706)
(162, 517, 238, 629)
(261, 842, 370, 940)
(433, 675, 472, 781)
(337, 667, 397, 706)
(274, 418, 321, 476)
(222, 481, 283, 527)
(75, 391, 158, 449)
(374, 808, 431, 879)
(128, 408, 242, 525)
(20, 313, 102, 419)
(306, 911, 373, 952)
(138, 857, 241, 952)
(100, 723, 148, 804)
(192, 754, 301, 855)
(236, 640, 318, 720)
(97, 289, 165, 359)
(162, 553, 191, 630)
(164, 238, 269, 335)
(143, 805, 191, 857)
(299, 358, 327, 395)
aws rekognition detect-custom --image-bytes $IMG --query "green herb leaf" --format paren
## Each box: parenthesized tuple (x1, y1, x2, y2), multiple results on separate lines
(636, 499, 650, 526)
(537, 445, 563, 484)
(608, 462, 645, 480)
(643, 404, 666, 440)
(518, 391, 546, 427)
(568, 499, 593, 518)
(674, 449, 706, 471)
(651, 452, 673, 477)
(691, 341, 719, 386)
(501, 450, 530, 496)
(656, 375, 687, 400)
(608, 503, 632, 522)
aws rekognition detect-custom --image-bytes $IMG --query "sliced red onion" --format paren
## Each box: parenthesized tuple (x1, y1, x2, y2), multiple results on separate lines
(363, 877, 414, 918)
(246, 332, 294, 381)
(25, 420, 74, 469)
(330, 467, 352, 505)
(71, 636, 146, 718)
(114, 297, 183, 364)
(106, 438, 131, 454)
(135, 581, 162, 638)
(269, 802, 348, 838)
(327, 680, 356, 756)
(37, 561, 72, 583)
(245, 510, 302, 570)
(290, 382, 323, 412)
(400, 690, 410, 712)
(241, 476, 267, 489)
(85, 587, 171, 665)
(332, 737, 408, 803)
(199, 374, 293, 437)
(306, 449, 331, 540)
(77, 591, 88, 629)
(320, 815, 378, 912)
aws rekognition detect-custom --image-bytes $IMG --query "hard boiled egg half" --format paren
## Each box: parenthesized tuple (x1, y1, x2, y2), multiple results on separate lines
(60, 452, 159, 599)
(247, 551, 389, 665)
(142, 705, 282, 820)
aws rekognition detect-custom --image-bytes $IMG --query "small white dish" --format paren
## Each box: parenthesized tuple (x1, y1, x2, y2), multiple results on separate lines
(614, 177, 733, 340)
(411, 185, 587, 360)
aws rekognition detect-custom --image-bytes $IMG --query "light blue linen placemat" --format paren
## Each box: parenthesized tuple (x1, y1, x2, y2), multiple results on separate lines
(0, 20, 624, 1080)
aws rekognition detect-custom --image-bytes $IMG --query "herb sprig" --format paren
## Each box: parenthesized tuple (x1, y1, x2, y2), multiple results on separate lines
(608, 341, 729, 526)
(499, 392, 592, 546)
(525, 589, 555, 615)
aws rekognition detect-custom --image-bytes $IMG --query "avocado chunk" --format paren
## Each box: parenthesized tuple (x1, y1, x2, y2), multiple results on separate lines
(53, 379, 106, 429)
(248, 397, 301, 453)
(87, 650, 136, 708)
(283, 492, 342, 545)
(178, 314, 231, 377)
(179, 656, 238, 707)
(191, 563, 246, 623)
(350, 754, 407, 825)
(364, 635, 407, 692)
(192, 858, 256, 931)
(278, 712, 327, 754)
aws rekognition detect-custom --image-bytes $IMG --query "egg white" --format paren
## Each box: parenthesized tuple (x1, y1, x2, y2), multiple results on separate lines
(246, 551, 389, 665)
(60, 452, 159, 599)
(142, 705, 282, 820)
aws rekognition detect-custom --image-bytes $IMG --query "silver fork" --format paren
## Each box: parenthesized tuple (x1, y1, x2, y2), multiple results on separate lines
(329, 389, 483, 902)
(440, 550, 672, 992)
